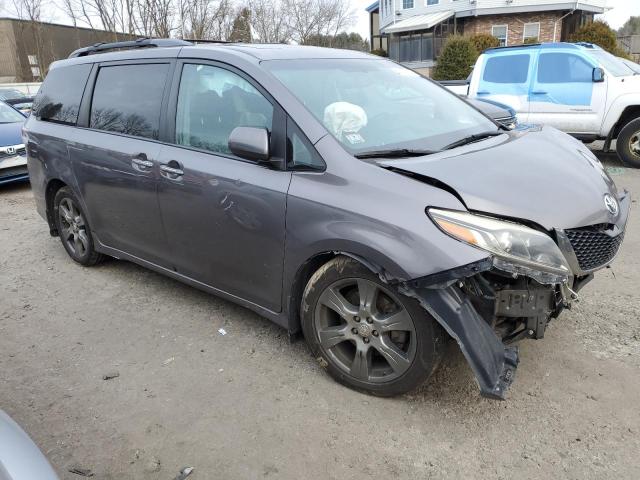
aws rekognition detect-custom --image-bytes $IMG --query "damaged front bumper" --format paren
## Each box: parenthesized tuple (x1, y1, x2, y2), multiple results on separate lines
(400, 192, 630, 400)
(400, 258, 584, 400)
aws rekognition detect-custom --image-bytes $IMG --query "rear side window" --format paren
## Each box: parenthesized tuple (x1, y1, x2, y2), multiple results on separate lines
(33, 64, 91, 125)
(483, 54, 530, 84)
(537, 53, 593, 83)
(90, 63, 169, 140)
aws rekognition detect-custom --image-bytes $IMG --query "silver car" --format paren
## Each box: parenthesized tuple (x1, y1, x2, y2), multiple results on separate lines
(0, 410, 59, 480)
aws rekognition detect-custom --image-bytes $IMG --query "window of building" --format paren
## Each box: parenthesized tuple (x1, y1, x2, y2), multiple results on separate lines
(90, 63, 169, 139)
(427, 0, 439, 5)
(491, 25, 508, 46)
(483, 54, 531, 84)
(523, 22, 540, 43)
(403, 0, 413, 9)
(537, 53, 593, 83)
(33, 63, 92, 125)
(175, 64, 273, 156)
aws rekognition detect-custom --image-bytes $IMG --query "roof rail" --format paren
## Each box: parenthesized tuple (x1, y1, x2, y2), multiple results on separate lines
(573, 41, 597, 49)
(68, 38, 192, 58)
(485, 43, 541, 52)
(181, 38, 232, 44)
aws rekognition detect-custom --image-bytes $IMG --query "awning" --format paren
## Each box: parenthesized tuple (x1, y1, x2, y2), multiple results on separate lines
(382, 10, 454, 34)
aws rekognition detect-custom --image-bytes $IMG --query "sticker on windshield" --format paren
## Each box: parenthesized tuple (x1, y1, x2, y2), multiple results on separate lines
(344, 133, 365, 144)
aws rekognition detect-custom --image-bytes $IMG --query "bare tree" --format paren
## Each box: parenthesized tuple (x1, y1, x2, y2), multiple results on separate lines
(249, 0, 291, 43)
(11, 0, 43, 20)
(133, 0, 176, 37)
(52, 0, 354, 45)
(253, 0, 354, 45)
(182, 0, 233, 40)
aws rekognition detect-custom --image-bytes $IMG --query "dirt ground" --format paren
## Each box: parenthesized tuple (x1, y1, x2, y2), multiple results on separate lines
(1, 152, 639, 480)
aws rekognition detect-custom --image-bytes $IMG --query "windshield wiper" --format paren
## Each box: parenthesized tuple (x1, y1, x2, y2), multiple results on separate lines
(354, 148, 439, 159)
(441, 131, 503, 151)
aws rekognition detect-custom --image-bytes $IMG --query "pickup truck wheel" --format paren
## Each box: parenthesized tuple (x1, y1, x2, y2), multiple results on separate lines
(301, 256, 445, 397)
(616, 118, 640, 168)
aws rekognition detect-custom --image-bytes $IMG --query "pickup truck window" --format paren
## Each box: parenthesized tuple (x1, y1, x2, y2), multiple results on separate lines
(483, 55, 530, 84)
(538, 53, 593, 83)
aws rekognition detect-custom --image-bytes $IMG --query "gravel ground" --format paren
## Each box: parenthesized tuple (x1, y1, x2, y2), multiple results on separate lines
(1, 151, 639, 480)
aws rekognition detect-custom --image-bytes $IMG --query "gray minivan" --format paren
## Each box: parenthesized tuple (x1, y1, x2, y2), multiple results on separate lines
(25, 39, 629, 399)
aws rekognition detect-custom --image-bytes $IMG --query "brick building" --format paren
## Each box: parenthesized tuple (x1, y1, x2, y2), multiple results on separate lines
(366, 0, 608, 75)
(0, 18, 137, 83)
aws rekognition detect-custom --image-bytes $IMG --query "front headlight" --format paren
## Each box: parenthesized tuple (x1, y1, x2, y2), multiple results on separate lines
(429, 208, 571, 282)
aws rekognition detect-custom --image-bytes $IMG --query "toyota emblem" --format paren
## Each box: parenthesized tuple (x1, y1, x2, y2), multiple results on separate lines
(5, 146, 15, 155)
(604, 194, 619, 216)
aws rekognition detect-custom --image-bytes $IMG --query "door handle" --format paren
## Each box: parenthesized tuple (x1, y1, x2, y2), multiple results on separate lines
(160, 161, 184, 179)
(531, 91, 548, 95)
(477, 91, 490, 95)
(160, 165, 184, 176)
(132, 153, 153, 169)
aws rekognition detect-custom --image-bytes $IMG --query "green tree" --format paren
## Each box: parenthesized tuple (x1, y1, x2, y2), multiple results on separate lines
(229, 8, 252, 43)
(571, 20, 621, 55)
(469, 34, 500, 54)
(432, 35, 478, 81)
(618, 16, 640, 36)
(304, 32, 369, 51)
(572, 19, 632, 59)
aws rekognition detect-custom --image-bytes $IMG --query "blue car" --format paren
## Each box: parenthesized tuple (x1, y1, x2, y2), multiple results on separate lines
(0, 100, 27, 185)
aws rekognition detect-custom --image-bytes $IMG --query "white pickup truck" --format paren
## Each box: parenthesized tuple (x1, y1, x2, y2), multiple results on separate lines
(444, 42, 640, 167)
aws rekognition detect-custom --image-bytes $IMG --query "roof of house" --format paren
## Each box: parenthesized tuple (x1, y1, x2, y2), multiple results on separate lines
(383, 10, 455, 34)
(365, 1, 379, 13)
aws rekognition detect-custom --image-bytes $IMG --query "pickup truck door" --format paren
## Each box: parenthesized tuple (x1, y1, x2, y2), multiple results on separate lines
(528, 50, 607, 134)
(470, 50, 534, 124)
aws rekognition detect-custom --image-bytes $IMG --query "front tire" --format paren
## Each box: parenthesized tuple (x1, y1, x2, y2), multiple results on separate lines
(301, 256, 445, 397)
(53, 187, 104, 266)
(616, 118, 640, 168)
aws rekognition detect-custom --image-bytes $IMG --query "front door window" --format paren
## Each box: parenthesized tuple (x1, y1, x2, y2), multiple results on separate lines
(175, 63, 273, 157)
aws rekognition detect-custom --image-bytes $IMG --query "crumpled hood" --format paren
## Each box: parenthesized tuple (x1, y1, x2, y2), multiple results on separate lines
(380, 126, 621, 230)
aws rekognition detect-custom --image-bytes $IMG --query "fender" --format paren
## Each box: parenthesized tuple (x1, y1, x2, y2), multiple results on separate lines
(600, 93, 640, 137)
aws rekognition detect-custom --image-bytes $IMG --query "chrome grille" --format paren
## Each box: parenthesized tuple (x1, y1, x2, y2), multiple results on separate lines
(565, 225, 624, 271)
(0, 146, 26, 159)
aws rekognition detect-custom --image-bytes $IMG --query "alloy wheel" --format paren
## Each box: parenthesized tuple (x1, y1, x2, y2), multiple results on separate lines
(629, 131, 640, 158)
(313, 278, 417, 383)
(58, 197, 89, 257)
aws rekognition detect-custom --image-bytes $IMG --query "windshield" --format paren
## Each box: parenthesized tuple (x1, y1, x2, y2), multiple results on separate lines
(621, 58, 640, 74)
(0, 102, 25, 123)
(589, 50, 635, 77)
(265, 58, 497, 154)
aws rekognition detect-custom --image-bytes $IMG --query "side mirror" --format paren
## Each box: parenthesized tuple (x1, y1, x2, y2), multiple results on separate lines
(228, 127, 270, 162)
(593, 67, 605, 83)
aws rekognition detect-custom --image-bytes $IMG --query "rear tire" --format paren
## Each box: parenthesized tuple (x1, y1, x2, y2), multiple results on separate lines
(301, 256, 445, 397)
(53, 187, 104, 266)
(616, 117, 640, 168)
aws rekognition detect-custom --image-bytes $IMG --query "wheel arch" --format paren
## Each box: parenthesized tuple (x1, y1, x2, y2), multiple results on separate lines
(45, 178, 68, 236)
(612, 105, 640, 139)
(285, 247, 407, 336)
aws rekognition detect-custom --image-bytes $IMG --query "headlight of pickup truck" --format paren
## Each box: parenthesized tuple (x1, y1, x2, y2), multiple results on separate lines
(428, 208, 571, 283)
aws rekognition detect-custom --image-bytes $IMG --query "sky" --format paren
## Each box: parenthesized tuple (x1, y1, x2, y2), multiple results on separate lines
(351, 0, 640, 40)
